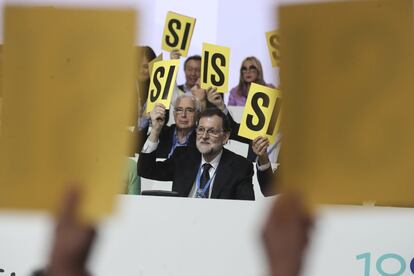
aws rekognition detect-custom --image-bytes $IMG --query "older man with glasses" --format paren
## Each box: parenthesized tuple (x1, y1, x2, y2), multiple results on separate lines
(140, 94, 201, 158)
(138, 108, 255, 200)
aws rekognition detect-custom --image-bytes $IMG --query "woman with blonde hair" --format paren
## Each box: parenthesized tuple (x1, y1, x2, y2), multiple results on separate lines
(228, 56, 273, 106)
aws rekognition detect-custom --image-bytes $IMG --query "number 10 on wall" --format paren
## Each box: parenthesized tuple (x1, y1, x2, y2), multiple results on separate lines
(357, 252, 414, 276)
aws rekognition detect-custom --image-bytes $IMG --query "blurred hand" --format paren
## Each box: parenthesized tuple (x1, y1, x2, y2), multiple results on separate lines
(170, 49, 181, 60)
(47, 187, 96, 276)
(150, 103, 166, 132)
(206, 87, 225, 111)
(262, 194, 313, 276)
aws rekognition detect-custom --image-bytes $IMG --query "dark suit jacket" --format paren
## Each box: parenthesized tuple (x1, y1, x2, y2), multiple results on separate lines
(137, 124, 197, 159)
(138, 147, 255, 200)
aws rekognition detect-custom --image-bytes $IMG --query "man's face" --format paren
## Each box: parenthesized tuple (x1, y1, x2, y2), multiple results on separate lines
(173, 97, 197, 130)
(196, 115, 230, 157)
(184, 59, 201, 88)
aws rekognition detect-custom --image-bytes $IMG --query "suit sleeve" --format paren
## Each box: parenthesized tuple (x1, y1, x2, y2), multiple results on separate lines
(134, 124, 149, 154)
(235, 161, 255, 200)
(257, 166, 276, 197)
(137, 150, 175, 181)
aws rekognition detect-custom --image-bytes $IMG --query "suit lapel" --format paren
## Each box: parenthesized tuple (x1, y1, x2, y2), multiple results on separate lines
(211, 149, 233, 198)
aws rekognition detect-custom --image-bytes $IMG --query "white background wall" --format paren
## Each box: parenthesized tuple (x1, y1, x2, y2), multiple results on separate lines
(2, 0, 281, 101)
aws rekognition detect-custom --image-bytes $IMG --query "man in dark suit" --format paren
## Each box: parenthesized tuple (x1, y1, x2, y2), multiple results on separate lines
(138, 108, 255, 200)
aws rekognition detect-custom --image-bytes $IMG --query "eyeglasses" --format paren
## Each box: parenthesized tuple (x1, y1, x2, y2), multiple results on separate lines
(241, 65, 258, 73)
(174, 107, 195, 114)
(196, 126, 224, 137)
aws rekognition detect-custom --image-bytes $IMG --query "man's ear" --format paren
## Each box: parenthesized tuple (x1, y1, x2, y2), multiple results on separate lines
(223, 131, 230, 145)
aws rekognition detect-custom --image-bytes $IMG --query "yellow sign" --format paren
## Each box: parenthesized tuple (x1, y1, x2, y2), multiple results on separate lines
(146, 59, 180, 112)
(0, 6, 136, 221)
(200, 43, 230, 93)
(279, 0, 414, 207)
(266, 30, 280, 67)
(162, 11, 196, 57)
(148, 53, 163, 76)
(238, 83, 281, 144)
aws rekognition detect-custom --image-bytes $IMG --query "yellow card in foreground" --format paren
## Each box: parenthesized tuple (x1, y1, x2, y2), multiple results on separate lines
(162, 11, 196, 57)
(200, 43, 230, 93)
(279, 0, 414, 207)
(0, 6, 136, 221)
(146, 59, 180, 112)
(266, 30, 280, 67)
(238, 83, 281, 144)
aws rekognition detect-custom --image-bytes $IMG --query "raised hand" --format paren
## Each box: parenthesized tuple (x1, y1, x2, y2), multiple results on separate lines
(206, 87, 225, 111)
(262, 194, 314, 276)
(150, 103, 167, 132)
(46, 187, 96, 276)
(252, 136, 270, 166)
(170, 49, 181, 60)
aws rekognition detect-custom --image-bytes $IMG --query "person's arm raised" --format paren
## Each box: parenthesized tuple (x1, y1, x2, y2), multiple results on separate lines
(148, 103, 166, 143)
(44, 187, 96, 276)
(262, 194, 314, 276)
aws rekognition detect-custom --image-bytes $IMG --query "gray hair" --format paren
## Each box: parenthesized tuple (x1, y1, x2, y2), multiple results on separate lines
(173, 94, 202, 116)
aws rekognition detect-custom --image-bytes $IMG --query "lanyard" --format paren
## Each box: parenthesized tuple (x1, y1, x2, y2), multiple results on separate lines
(195, 164, 216, 198)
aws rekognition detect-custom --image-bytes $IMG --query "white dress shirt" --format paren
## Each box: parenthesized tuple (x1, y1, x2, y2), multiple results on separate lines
(188, 150, 223, 198)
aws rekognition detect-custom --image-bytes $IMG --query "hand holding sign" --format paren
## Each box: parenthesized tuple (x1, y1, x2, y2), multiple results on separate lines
(201, 43, 230, 93)
(146, 59, 180, 113)
(252, 136, 271, 166)
(170, 49, 181, 60)
(162, 11, 196, 57)
(238, 83, 282, 144)
(206, 87, 225, 111)
(150, 103, 167, 132)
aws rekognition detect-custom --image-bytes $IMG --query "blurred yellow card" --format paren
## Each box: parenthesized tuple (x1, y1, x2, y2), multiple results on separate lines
(279, 0, 414, 207)
(265, 30, 280, 67)
(0, 45, 3, 98)
(0, 6, 136, 220)
(148, 53, 163, 76)
(0, 45, 2, 135)
(146, 59, 180, 112)
(238, 83, 281, 144)
(162, 11, 196, 57)
(200, 43, 230, 93)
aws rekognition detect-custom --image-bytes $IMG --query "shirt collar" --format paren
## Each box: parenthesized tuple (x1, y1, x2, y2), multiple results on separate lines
(201, 149, 223, 170)
(173, 128, 194, 145)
